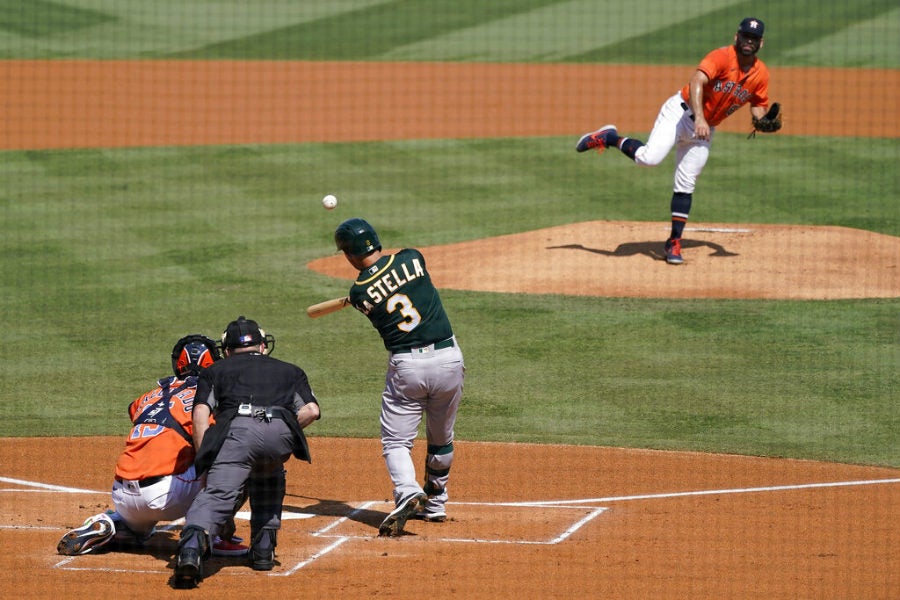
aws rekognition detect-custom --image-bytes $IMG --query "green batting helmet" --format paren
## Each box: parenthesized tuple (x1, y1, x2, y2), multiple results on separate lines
(334, 218, 382, 257)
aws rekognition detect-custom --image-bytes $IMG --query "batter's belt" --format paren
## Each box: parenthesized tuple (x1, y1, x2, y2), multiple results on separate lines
(391, 337, 455, 355)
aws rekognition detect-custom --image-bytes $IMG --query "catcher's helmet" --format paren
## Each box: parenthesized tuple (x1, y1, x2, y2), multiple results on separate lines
(171, 334, 221, 377)
(220, 316, 275, 354)
(334, 218, 381, 257)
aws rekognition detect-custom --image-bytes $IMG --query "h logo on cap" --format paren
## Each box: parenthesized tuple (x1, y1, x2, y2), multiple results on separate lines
(739, 17, 765, 37)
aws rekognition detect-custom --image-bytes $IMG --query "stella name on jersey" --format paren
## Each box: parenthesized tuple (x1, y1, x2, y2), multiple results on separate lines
(365, 257, 425, 304)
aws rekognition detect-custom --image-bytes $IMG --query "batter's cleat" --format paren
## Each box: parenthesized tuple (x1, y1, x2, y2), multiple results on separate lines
(249, 529, 276, 571)
(665, 238, 684, 265)
(57, 513, 115, 555)
(575, 124, 618, 153)
(414, 509, 447, 523)
(211, 535, 249, 557)
(379, 492, 426, 537)
(173, 548, 203, 588)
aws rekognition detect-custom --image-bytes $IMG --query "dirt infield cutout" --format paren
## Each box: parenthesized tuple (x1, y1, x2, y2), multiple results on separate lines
(2, 437, 899, 598)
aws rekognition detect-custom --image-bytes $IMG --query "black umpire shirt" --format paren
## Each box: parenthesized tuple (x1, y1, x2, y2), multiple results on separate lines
(196, 351, 318, 416)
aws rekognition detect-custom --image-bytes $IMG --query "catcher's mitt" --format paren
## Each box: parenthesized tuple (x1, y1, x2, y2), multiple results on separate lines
(748, 102, 782, 138)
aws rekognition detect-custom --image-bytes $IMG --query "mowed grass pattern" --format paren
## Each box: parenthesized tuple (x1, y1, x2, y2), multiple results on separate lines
(0, 2, 897, 466)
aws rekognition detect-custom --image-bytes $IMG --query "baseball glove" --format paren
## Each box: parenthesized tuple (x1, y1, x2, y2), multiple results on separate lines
(748, 102, 782, 138)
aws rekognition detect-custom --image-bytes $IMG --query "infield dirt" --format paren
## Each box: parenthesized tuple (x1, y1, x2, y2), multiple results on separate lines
(2, 437, 899, 599)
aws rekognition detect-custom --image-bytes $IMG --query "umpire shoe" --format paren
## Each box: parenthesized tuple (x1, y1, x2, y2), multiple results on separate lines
(575, 124, 618, 153)
(57, 513, 115, 555)
(379, 492, 426, 537)
(665, 238, 684, 265)
(173, 548, 203, 588)
(250, 529, 276, 571)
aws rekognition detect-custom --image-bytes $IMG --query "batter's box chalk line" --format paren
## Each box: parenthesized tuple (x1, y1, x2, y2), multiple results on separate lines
(309, 499, 608, 546)
(33, 477, 900, 577)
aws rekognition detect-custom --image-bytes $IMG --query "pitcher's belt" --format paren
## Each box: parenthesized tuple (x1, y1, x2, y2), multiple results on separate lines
(391, 338, 454, 354)
(115, 474, 165, 488)
(680, 102, 696, 121)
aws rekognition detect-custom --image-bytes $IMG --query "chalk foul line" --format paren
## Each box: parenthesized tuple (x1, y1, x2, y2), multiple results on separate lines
(473, 477, 900, 507)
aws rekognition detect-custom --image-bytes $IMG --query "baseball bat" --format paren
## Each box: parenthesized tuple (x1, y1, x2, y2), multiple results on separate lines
(306, 296, 351, 319)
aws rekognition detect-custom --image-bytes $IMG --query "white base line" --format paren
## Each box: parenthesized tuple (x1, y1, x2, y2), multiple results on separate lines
(0, 477, 102, 495)
(21, 476, 900, 576)
(270, 501, 378, 574)
(312, 500, 378, 536)
(468, 477, 900, 507)
(684, 227, 753, 233)
(315, 505, 608, 546)
(273, 537, 352, 576)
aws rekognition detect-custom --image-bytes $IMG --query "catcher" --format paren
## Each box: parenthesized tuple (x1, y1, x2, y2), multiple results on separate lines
(57, 334, 247, 557)
(576, 17, 781, 264)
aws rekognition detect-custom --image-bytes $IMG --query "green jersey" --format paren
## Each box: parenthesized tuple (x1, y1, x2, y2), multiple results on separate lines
(348, 248, 453, 352)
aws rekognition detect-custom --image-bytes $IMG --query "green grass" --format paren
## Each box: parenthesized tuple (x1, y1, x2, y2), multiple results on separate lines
(1, 136, 898, 467)
(0, 2, 897, 468)
(0, 0, 896, 67)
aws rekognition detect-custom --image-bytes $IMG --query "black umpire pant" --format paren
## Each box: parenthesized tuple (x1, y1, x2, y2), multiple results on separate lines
(185, 415, 294, 546)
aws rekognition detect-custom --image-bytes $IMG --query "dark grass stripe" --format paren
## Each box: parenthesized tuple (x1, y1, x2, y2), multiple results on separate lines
(567, 0, 898, 64)
(170, 0, 567, 60)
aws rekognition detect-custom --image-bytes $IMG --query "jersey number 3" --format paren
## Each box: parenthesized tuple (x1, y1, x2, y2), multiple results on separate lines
(386, 293, 421, 332)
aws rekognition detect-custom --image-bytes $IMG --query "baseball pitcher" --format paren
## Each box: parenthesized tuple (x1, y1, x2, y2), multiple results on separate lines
(576, 17, 780, 265)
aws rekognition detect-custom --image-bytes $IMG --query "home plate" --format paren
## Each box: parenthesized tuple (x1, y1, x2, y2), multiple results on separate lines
(235, 510, 315, 520)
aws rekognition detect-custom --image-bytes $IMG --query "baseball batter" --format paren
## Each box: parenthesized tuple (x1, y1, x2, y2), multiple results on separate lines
(57, 335, 246, 557)
(335, 217, 465, 535)
(576, 17, 776, 264)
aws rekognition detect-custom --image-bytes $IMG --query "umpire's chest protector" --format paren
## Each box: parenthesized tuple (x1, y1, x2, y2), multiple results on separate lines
(194, 354, 313, 473)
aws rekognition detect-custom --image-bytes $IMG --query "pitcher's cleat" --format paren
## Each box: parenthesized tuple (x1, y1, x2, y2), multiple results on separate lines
(575, 124, 618, 153)
(665, 238, 684, 265)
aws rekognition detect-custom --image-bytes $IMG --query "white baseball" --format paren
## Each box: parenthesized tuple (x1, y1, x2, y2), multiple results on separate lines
(322, 194, 338, 210)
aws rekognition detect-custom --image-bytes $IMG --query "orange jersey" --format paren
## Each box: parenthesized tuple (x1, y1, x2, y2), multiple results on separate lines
(680, 45, 770, 127)
(114, 376, 201, 480)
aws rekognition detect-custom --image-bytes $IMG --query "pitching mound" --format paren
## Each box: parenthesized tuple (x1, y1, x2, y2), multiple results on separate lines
(308, 221, 900, 300)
